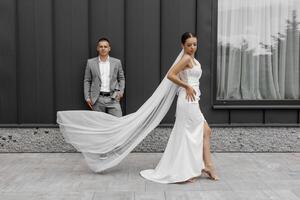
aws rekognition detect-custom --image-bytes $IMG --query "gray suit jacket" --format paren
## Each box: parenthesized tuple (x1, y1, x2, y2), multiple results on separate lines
(84, 56, 125, 104)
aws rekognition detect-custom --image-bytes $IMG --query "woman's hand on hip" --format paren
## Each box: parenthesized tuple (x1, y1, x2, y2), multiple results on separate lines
(185, 86, 196, 102)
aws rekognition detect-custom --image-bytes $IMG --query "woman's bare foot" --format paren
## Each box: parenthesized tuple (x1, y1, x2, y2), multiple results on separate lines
(202, 165, 219, 181)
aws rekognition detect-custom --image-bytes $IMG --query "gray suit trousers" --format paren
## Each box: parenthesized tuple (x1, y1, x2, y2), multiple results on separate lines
(92, 95, 122, 117)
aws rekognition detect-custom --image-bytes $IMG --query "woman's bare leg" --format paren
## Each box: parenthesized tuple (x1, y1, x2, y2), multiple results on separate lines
(202, 121, 219, 180)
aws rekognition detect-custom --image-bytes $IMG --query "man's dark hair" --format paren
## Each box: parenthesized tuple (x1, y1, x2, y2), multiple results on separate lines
(97, 37, 111, 46)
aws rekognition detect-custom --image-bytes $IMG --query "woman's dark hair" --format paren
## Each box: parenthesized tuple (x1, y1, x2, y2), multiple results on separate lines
(97, 37, 111, 46)
(181, 32, 196, 44)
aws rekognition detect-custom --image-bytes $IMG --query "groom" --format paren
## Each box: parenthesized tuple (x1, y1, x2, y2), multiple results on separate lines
(84, 37, 125, 117)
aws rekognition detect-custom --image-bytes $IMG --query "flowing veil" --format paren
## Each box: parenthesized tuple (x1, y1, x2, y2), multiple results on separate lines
(57, 50, 184, 172)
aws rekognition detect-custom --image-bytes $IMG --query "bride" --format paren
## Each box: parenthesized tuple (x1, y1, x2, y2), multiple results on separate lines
(57, 32, 219, 183)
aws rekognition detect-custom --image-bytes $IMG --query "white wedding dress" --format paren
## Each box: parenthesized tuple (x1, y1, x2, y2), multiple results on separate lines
(57, 50, 206, 183)
(140, 59, 205, 183)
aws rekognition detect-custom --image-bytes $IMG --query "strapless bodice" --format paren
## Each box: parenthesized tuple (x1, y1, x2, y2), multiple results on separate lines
(178, 59, 202, 101)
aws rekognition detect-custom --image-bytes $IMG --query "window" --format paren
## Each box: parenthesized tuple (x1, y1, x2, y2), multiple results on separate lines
(216, 0, 300, 105)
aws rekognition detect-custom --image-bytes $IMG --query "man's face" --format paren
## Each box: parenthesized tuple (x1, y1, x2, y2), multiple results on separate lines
(97, 41, 111, 56)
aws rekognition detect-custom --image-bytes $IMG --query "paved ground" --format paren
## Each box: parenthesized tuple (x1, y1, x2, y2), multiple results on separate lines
(0, 153, 299, 200)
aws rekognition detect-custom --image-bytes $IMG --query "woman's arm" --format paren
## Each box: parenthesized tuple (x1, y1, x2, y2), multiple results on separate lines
(167, 54, 196, 101)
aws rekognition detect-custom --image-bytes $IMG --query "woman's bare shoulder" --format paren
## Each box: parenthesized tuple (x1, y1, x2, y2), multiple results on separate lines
(179, 54, 192, 65)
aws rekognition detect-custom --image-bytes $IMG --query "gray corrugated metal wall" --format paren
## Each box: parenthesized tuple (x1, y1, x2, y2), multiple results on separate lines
(0, 0, 299, 126)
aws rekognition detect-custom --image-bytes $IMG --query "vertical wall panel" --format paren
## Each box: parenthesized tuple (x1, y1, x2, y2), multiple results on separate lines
(17, 0, 35, 122)
(198, 0, 229, 124)
(0, 0, 18, 123)
(54, 0, 89, 111)
(17, 0, 54, 123)
(161, 0, 196, 76)
(125, 0, 160, 113)
(161, 0, 196, 123)
(89, 0, 124, 60)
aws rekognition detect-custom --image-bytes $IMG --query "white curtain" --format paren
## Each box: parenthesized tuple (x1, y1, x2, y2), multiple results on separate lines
(217, 0, 300, 100)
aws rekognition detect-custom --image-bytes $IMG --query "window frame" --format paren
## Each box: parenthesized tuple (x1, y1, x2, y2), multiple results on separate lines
(211, 0, 300, 109)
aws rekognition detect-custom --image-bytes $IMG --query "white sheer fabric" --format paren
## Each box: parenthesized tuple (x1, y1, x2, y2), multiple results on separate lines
(217, 0, 300, 100)
(57, 51, 184, 172)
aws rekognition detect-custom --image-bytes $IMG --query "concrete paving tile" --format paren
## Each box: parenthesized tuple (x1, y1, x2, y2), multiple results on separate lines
(291, 188, 300, 199)
(145, 181, 203, 192)
(93, 191, 134, 200)
(77, 180, 108, 192)
(106, 180, 146, 192)
(287, 171, 300, 180)
(198, 179, 232, 191)
(0, 193, 44, 200)
(40, 192, 94, 200)
(253, 170, 293, 181)
(226, 180, 271, 191)
(128, 170, 147, 182)
(213, 191, 245, 200)
(261, 190, 283, 200)
(134, 191, 165, 200)
(0, 192, 94, 200)
(288, 164, 300, 172)
(263, 180, 300, 190)
(124, 153, 161, 169)
(165, 191, 224, 200)
(231, 190, 273, 200)
(217, 170, 263, 181)
(89, 170, 129, 182)
(266, 190, 300, 200)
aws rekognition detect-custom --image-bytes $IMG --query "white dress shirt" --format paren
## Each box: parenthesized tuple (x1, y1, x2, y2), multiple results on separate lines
(99, 56, 110, 92)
